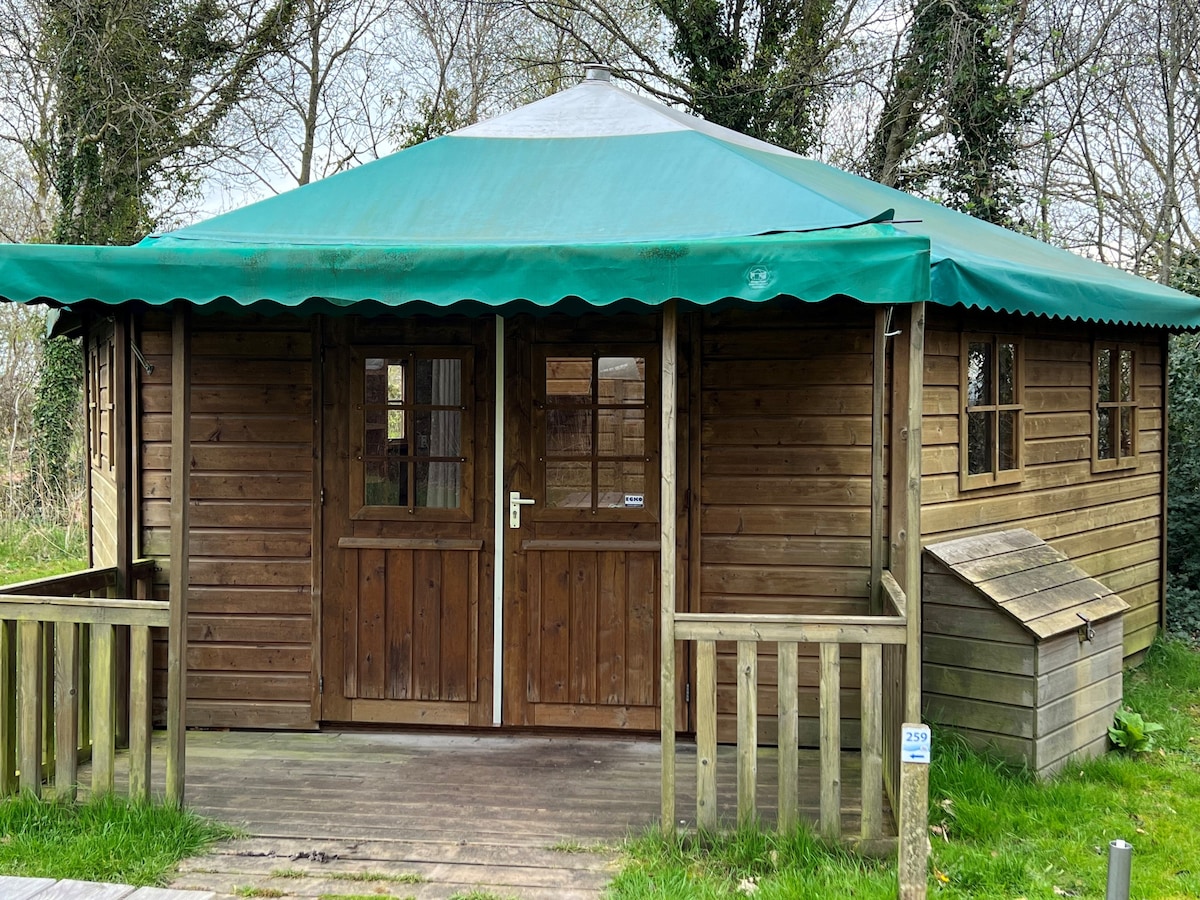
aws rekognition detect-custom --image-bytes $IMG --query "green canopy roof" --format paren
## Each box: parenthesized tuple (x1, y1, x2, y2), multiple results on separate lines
(0, 71, 1196, 326)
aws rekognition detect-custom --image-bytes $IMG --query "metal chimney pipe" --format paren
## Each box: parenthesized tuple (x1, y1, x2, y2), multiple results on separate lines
(1105, 839, 1132, 900)
(584, 64, 613, 82)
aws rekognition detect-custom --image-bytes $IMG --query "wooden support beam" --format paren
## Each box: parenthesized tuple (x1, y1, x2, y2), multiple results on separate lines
(777, 641, 799, 832)
(659, 300, 678, 834)
(870, 306, 887, 614)
(735, 640, 757, 828)
(890, 302, 927, 896)
(819, 642, 841, 840)
(166, 304, 191, 807)
(899, 743, 931, 899)
(128, 626, 152, 802)
(695, 639, 717, 832)
(90, 623, 115, 796)
(53, 623, 79, 801)
(17, 620, 42, 797)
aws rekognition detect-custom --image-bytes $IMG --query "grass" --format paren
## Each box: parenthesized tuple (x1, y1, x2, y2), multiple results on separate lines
(609, 638, 1200, 899)
(0, 515, 87, 583)
(0, 793, 235, 885)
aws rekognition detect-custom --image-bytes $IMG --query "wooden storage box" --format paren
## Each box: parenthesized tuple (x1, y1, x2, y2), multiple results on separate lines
(922, 529, 1129, 777)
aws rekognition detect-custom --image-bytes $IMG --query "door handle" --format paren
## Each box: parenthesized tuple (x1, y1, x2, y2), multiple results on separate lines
(509, 491, 536, 528)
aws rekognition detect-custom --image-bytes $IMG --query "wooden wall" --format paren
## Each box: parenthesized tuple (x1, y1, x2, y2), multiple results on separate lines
(920, 306, 1165, 658)
(698, 298, 877, 746)
(139, 312, 316, 729)
(87, 318, 118, 567)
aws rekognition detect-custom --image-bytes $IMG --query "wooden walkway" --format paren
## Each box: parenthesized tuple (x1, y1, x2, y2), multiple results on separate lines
(0, 877, 213, 899)
(82, 730, 888, 899)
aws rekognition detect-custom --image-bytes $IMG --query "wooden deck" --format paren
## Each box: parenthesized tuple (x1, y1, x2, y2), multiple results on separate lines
(80, 730, 889, 899)
(0, 877, 213, 899)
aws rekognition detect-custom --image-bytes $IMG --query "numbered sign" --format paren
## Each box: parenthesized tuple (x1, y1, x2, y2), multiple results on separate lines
(901, 723, 932, 764)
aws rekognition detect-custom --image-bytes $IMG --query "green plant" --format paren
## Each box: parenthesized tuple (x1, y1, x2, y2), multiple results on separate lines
(1108, 708, 1165, 753)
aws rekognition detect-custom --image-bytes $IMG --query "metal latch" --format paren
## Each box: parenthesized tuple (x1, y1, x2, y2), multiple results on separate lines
(509, 491, 535, 528)
(1077, 612, 1095, 644)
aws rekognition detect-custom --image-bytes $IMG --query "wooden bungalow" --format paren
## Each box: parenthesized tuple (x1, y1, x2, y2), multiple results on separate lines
(1, 67, 1197, 890)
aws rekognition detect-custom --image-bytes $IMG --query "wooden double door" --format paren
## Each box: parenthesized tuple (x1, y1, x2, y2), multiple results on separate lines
(319, 314, 665, 730)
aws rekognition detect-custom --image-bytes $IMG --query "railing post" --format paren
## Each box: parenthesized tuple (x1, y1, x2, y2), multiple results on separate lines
(736, 640, 757, 828)
(91, 623, 116, 796)
(696, 639, 718, 831)
(819, 642, 841, 841)
(777, 641, 799, 831)
(54, 623, 80, 801)
(17, 620, 43, 796)
(860, 643, 883, 842)
(128, 625, 153, 802)
(0, 620, 16, 795)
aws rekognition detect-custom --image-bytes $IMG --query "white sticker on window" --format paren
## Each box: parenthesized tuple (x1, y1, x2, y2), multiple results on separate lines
(623, 493, 644, 508)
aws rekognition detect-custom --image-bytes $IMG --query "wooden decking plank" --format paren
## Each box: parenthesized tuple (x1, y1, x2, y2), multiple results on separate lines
(0, 877, 57, 900)
(25, 882, 134, 899)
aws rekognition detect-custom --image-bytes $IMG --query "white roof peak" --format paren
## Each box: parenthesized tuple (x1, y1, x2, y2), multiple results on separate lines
(451, 80, 797, 156)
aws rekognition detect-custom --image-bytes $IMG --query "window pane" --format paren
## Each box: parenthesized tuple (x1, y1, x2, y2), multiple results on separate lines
(415, 461, 460, 508)
(365, 457, 406, 506)
(1119, 350, 1134, 401)
(1097, 407, 1114, 459)
(598, 356, 646, 405)
(546, 358, 593, 404)
(388, 409, 406, 441)
(598, 461, 645, 509)
(997, 342, 1016, 405)
(598, 407, 645, 457)
(364, 406, 386, 457)
(546, 460, 591, 508)
(967, 342, 992, 407)
(412, 409, 461, 457)
(1097, 348, 1112, 403)
(967, 411, 992, 475)
(1120, 407, 1135, 458)
(547, 408, 592, 455)
(415, 358, 461, 405)
(998, 410, 1018, 471)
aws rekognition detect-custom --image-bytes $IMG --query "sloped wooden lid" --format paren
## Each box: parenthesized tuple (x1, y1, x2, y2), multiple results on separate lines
(925, 529, 1130, 641)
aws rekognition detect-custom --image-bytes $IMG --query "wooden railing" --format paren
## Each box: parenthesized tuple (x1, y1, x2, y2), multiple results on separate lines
(670, 574, 909, 848)
(0, 561, 165, 800)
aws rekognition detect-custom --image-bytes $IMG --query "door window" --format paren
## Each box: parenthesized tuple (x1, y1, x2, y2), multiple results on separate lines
(352, 348, 472, 519)
(537, 350, 657, 518)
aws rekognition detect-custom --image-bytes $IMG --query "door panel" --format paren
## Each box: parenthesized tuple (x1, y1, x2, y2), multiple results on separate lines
(320, 316, 493, 727)
(503, 314, 665, 730)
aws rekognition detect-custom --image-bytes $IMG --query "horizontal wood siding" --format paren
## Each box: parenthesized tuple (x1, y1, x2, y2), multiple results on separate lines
(920, 308, 1164, 659)
(700, 300, 876, 746)
(140, 314, 314, 730)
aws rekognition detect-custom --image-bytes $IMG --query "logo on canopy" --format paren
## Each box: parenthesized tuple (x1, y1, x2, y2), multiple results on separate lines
(746, 265, 773, 290)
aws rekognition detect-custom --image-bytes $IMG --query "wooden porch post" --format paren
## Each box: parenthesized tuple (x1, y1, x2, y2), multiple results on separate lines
(166, 303, 191, 807)
(113, 312, 133, 751)
(870, 307, 888, 614)
(660, 300, 678, 834)
(891, 301, 927, 899)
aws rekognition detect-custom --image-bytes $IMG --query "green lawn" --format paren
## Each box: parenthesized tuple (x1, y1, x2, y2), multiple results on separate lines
(0, 794, 235, 885)
(610, 639, 1200, 899)
(0, 517, 87, 583)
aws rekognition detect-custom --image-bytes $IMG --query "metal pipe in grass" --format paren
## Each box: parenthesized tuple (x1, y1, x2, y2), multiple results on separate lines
(1106, 839, 1132, 900)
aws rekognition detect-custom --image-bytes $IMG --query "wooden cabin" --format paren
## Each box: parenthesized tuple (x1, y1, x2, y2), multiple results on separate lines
(3, 69, 1197, 851)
